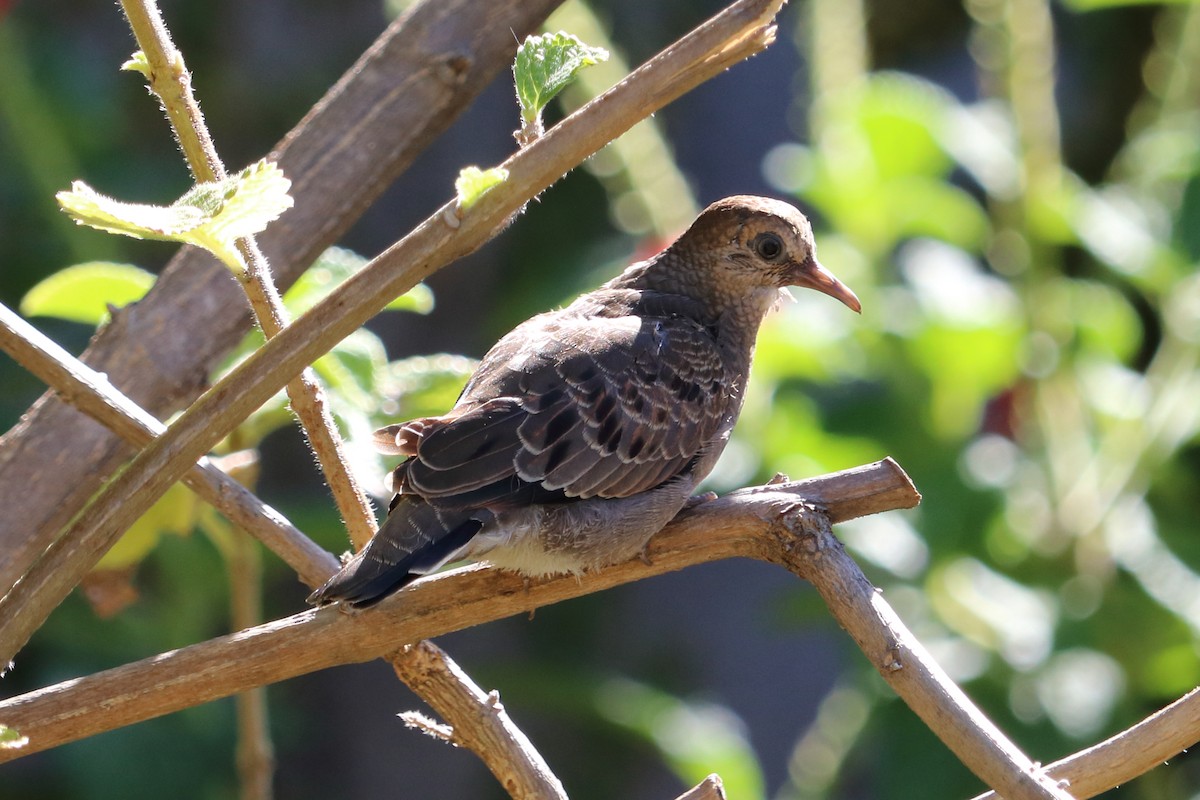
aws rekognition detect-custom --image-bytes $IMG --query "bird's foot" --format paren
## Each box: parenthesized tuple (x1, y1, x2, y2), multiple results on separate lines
(683, 491, 719, 511)
(768, 472, 791, 485)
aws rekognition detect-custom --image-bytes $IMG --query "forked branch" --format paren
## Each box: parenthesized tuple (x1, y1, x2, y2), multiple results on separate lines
(0, 0, 785, 672)
(0, 459, 915, 760)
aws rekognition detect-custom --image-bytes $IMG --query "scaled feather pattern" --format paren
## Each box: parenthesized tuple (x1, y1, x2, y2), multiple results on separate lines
(310, 196, 860, 608)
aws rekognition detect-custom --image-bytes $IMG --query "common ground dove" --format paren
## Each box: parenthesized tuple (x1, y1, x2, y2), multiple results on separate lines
(309, 196, 860, 608)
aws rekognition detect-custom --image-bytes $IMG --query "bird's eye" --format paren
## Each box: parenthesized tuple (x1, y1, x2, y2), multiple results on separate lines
(753, 232, 784, 261)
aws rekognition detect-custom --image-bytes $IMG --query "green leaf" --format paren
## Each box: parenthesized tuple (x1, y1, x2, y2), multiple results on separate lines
(20, 261, 155, 325)
(385, 282, 434, 313)
(0, 724, 28, 751)
(57, 159, 293, 271)
(1061, 0, 1193, 8)
(95, 482, 196, 571)
(455, 166, 509, 211)
(120, 50, 151, 78)
(383, 354, 477, 421)
(514, 31, 609, 125)
(596, 678, 765, 800)
(854, 72, 955, 181)
(284, 246, 433, 316)
(313, 329, 391, 414)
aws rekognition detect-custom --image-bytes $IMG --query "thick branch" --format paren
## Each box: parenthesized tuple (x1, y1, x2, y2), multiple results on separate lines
(0, 0, 562, 595)
(0, 459, 913, 760)
(0, 303, 337, 587)
(2, 310, 569, 794)
(3, 303, 568, 794)
(388, 642, 568, 800)
(0, 0, 783, 669)
(971, 686, 1200, 800)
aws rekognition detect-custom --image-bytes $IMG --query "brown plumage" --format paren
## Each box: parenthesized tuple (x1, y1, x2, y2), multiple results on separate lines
(309, 195, 860, 608)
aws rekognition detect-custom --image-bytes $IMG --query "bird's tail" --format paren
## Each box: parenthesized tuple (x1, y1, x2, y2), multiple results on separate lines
(307, 498, 484, 609)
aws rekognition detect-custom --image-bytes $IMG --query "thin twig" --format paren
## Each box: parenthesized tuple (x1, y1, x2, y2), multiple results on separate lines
(118, 0, 379, 549)
(206, 514, 274, 800)
(388, 642, 569, 800)
(674, 775, 725, 800)
(970, 687, 1200, 800)
(0, 459, 914, 759)
(0, 0, 784, 672)
(0, 302, 337, 587)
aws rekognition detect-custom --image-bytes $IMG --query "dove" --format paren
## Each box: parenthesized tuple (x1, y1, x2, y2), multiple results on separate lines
(309, 195, 860, 608)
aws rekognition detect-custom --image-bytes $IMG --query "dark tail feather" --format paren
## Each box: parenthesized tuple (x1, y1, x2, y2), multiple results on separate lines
(307, 500, 484, 609)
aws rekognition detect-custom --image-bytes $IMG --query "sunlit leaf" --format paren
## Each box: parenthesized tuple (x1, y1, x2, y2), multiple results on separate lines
(513, 31, 609, 126)
(455, 166, 509, 211)
(95, 482, 196, 571)
(19, 261, 154, 325)
(881, 179, 990, 251)
(382, 354, 476, 420)
(313, 329, 391, 414)
(1063, 279, 1142, 362)
(595, 678, 766, 800)
(909, 324, 1022, 438)
(1060, 0, 1193, 9)
(929, 558, 1059, 669)
(284, 246, 433, 316)
(57, 159, 293, 271)
(0, 725, 28, 751)
(120, 49, 151, 78)
(852, 72, 955, 181)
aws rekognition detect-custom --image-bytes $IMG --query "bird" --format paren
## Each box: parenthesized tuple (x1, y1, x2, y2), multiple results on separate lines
(309, 195, 860, 608)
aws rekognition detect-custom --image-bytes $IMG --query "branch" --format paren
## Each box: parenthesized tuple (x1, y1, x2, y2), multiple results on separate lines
(0, 0, 784, 669)
(0, 0, 562, 596)
(4, 301, 566, 795)
(119, 0, 378, 548)
(970, 686, 1200, 800)
(1, 304, 567, 795)
(0, 459, 913, 759)
(389, 642, 568, 800)
(768, 512, 1071, 800)
(674, 775, 725, 800)
(0, 303, 337, 587)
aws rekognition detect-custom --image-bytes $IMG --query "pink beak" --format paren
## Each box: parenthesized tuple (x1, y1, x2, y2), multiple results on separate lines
(792, 255, 861, 313)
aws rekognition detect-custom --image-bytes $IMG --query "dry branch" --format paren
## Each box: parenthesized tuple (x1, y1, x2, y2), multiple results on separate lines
(0, 302, 337, 587)
(0, 459, 914, 759)
(675, 775, 726, 800)
(0, 0, 785, 671)
(769, 510, 1070, 800)
(115, 6, 579, 793)
(4, 301, 570, 793)
(971, 686, 1200, 800)
(389, 642, 569, 800)
(0, 0, 562, 594)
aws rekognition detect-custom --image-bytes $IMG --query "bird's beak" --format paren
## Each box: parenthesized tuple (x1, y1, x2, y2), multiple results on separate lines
(791, 255, 862, 313)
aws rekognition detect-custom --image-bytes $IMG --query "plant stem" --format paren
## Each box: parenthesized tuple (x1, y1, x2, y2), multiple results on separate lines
(118, 0, 379, 550)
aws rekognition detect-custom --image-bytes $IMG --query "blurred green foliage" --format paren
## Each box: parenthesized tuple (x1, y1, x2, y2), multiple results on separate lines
(3, 0, 1200, 799)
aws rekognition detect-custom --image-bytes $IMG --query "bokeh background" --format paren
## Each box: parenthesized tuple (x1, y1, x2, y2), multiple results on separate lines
(3, 0, 1200, 798)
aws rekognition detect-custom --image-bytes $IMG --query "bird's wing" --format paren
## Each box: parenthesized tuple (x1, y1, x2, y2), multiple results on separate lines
(395, 307, 731, 503)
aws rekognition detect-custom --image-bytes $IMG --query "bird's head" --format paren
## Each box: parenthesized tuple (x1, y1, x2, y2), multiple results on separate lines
(669, 195, 861, 316)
